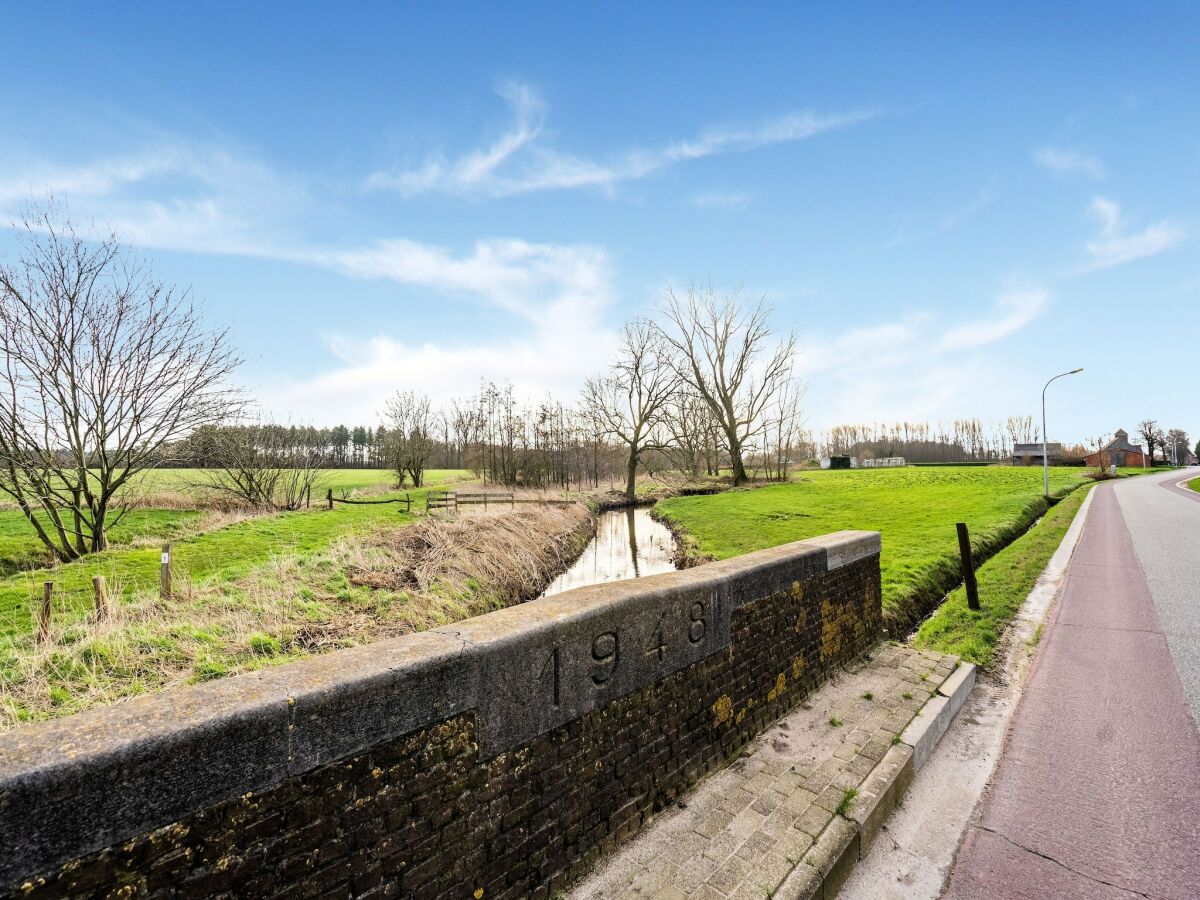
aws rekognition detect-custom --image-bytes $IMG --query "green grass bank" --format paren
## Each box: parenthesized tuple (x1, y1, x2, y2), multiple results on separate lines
(914, 484, 1091, 666)
(655, 466, 1093, 635)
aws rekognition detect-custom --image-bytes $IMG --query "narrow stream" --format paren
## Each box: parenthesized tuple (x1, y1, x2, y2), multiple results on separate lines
(539, 507, 678, 598)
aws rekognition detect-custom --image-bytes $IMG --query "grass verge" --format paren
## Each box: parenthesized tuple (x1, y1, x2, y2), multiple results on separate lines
(913, 484, 1090, 667)
(1191, 477, 1200, 493)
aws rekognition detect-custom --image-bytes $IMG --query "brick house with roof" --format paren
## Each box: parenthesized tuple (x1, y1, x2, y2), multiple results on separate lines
(1085, 428, 1148, 468)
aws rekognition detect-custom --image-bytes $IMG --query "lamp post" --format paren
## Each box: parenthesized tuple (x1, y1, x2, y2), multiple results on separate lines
(1042, 368, 1084, 499)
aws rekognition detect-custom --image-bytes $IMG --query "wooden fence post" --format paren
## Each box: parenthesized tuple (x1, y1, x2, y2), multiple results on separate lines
(160, 543, 172, 602)
(306, 486, 311, 508)
(327, 489, 334, 510)
(37, 582, 53, 643)
(92, 575, 109, 621)
(956, 523, 980, 611)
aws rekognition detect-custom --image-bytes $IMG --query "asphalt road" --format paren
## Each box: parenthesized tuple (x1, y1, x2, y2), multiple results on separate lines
(1114, 468, 1200, 724)
(943, 470, 1200, 899)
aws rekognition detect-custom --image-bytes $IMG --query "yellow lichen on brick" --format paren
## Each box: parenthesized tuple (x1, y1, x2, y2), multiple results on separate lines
(821, 598, 853, 663)
(767, 672, 787, 702)
(713, 695, 734, 726)
(474, 889, 485, 899)
(791, 580, 805, 600)
(792, 656, 806, 680)
(735, 708, 747, 725)
(793, 602, 808, 634)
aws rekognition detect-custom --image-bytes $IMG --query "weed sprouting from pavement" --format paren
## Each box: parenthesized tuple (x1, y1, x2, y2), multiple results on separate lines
(836, 788, 858, 817)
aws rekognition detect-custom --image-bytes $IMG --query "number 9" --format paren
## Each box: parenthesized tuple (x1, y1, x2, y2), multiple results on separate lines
(592, 631, 619, 684)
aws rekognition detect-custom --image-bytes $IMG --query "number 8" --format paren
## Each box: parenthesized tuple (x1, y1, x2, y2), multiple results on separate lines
(688, 601, 706, 644)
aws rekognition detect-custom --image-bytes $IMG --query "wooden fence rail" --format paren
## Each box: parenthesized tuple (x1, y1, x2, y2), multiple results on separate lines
(326, 489, 412, 512)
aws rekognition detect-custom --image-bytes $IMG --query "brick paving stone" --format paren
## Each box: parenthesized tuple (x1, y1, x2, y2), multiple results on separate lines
(782, 787, 819, 814)
(812, 784, 846, 813)
(702, 832, 742, 863)
(674, 855, 717, 892)
(793, 803, 833, 838)
(706, 856, 750, 894)
(569, 645, 957, 900)
(775, 829, 814, 863)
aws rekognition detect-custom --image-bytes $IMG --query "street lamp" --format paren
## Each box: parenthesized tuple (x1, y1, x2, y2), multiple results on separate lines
(1042, 368, 1084, 499)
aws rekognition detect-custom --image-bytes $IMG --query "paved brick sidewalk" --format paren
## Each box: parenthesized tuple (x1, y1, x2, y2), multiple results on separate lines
(569, 644, 958, 900)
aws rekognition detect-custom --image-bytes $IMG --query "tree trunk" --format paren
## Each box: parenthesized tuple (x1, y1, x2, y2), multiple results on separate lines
(726, 430, 749, 485)
(625, 452, 639, 500)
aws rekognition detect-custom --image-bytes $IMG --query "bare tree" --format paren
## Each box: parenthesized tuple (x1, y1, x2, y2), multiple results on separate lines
(0, 206, 240, 559)
(664, 389, 717, 480)
(761, 377, 807, 481)
(656, 285, 797, 485)
(1137, 420, 1159, 465)
(385, 391, 436, 487)
(582, 320, 678, 499)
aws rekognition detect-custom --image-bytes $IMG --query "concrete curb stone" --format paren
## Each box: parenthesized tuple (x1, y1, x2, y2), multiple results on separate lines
(773, 662, 975, 899)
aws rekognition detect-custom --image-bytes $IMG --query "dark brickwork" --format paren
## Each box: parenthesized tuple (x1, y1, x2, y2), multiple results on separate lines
(8, 550, 880, 900)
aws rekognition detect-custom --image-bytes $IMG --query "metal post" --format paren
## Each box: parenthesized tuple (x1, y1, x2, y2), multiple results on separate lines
(160, 544, 172, 601)
(957, 523, 980, 611)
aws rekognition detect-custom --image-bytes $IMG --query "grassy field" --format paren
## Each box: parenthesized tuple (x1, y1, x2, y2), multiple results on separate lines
(1, 468, 489, 728)
(914, 484, 1091, 666)
(1191, 476, 1200, 493)
(0, 469, 469, 579)
(655, 466, 1094, 633)
(0, 469, 472, 637)
(125, 467, 402, 495)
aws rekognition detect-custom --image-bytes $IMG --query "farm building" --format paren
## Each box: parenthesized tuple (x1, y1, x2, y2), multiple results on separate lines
(1012, 442, 1062, 465)
(1084, 429, 1148, 468)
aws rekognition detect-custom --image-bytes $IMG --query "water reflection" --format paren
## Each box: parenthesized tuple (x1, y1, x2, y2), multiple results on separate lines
(539, 507, 677, 598)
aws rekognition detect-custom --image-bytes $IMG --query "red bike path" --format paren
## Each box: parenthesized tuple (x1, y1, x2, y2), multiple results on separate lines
(943, 482, 1200, 899)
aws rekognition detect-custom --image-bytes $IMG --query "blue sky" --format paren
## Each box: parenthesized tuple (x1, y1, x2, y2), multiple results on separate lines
(2, 3, 1197, 442)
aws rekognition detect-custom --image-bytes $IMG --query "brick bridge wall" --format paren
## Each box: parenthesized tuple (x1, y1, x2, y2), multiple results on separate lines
(0, 531, 882, 899)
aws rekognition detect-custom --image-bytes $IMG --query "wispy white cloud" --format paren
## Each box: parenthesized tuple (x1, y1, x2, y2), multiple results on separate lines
(372, 80, 547, 197)
(883, 183, 997, 249)
(259, 238, 619, 421)
(1079, 196, 1186, 272)
(1033, 145, 1106, 179)
(319, 236, 613, 327)
(797, 289, 1047, 379)
(689, 189, 752, 210)
(0, 142, 306, 258)
(367, 80, 875, 198)
(936, 289, 1047, 352)
(796, 290, 1050, 429)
